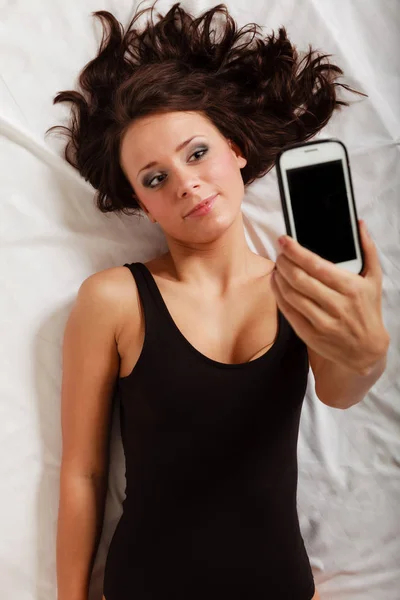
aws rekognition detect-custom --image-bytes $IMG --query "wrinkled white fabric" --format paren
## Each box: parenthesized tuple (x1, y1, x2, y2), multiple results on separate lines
(0, 1, 399, 599)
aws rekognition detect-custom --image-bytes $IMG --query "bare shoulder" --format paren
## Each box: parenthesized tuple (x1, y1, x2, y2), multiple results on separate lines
(79, 265, 135, 301)
(77, 265, 140, 333)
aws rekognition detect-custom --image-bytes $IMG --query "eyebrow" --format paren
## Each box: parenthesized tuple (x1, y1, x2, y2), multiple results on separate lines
(137, 135, 202, 177)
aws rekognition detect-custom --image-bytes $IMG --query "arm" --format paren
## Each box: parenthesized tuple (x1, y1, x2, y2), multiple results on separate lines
(273, 221, 390, 412)
(57, 271, 121, 600)
(309, 341, 389, 410)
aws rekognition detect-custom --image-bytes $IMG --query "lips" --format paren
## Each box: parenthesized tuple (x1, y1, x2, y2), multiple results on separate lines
(184, 194, 218, 218)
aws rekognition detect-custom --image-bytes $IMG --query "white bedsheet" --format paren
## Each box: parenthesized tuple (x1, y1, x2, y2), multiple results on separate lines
(0, 1, 399, 598)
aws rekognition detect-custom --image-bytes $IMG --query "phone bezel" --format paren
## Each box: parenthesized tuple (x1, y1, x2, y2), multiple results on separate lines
(275, 138, 364, 275)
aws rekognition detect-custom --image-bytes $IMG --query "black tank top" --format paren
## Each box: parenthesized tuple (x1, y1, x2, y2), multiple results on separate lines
(103, 262, 315, 600)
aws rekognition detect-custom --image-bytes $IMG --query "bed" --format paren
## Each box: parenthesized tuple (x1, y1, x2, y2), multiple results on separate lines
(0, 1, 399, 598)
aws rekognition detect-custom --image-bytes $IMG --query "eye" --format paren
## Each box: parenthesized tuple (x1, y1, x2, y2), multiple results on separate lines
(189, 148, 208, 162)
(145, 147, 209, 189)
(147, 174, 166, 189)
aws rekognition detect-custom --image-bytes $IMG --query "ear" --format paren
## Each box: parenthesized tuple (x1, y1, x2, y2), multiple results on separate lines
(228, 139, 247, 169)
(134, 194, 157, 224)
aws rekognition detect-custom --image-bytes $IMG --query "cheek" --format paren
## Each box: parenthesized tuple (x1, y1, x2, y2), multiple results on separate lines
(136, 192, 163, 221)
(206, 151, 241, 189)
(209, 151, 244, 200)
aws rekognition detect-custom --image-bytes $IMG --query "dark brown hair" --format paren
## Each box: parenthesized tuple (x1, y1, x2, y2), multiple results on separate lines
(47, 0, 366, 216)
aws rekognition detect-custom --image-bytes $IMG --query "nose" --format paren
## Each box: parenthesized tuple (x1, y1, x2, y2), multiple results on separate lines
(173, 164, 202, 198)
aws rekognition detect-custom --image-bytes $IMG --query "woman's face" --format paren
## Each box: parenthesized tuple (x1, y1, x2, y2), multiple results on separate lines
(120, 110, 247, 246)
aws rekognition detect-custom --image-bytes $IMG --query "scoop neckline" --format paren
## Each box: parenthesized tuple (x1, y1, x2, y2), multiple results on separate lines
(137, 262, 285, 371)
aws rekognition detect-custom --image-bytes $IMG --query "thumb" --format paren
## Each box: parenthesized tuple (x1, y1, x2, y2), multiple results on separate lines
(359, 219, 382, 281)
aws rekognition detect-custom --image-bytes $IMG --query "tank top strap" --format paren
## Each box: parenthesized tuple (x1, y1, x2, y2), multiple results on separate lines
(123, 262, 170, 341)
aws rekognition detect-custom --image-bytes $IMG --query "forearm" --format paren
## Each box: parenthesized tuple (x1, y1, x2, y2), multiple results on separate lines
(315, 352, 388, 410)
(57, 470, 107, 600)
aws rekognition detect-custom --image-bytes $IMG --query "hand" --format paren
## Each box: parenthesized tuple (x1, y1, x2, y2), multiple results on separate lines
(271, 219, 390, 375)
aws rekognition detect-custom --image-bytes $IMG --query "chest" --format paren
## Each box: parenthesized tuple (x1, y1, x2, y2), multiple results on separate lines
(161, 280, 279, 364)
(118, 270, 279, 377)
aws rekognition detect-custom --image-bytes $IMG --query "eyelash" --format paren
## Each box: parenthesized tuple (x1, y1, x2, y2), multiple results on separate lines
(144, 147, 209, 188)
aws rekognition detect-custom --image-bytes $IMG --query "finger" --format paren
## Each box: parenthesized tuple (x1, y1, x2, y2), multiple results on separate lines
(359, 219, 383, 282)
(275, 254, 343, 317)
(271, 271, 316, 336)
(278, 234, 357, 295)
(272, 268, 338, 330)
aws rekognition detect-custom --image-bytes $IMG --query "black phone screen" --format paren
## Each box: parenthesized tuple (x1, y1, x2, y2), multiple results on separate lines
(286, 159, 357, 264)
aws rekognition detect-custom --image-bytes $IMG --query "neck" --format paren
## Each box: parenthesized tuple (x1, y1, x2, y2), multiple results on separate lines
(162, 212, 258, 296)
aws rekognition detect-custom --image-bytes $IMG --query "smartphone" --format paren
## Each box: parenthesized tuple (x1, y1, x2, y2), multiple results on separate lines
(276, 138, 364, 275)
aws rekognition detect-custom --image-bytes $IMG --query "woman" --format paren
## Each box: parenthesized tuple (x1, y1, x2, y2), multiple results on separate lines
(51, 2, 368, 598)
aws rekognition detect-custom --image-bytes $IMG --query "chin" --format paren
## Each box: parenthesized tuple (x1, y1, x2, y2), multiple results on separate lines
(186, 214, 237, 243)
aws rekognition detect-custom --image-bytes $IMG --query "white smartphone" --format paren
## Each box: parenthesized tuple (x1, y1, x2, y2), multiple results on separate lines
(276, 138, 364, 275)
